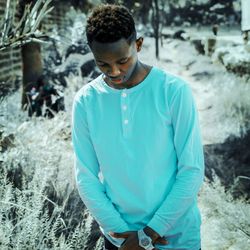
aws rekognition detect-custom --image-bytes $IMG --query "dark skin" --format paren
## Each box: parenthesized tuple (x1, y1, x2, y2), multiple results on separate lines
(90, 37, 169, 249)
(90, 37, 152, 90)
(110, 228, 168, 250)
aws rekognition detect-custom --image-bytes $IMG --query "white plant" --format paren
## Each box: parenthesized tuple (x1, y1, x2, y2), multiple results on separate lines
(199, 176, 250, 249)
(0, 0, 54, 51)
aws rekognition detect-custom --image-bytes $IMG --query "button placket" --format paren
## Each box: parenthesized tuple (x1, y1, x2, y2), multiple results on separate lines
(121, 90, 130, 137)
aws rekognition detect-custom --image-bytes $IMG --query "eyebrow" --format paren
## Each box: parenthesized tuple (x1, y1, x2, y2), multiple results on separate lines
(96, 57, 128, 63)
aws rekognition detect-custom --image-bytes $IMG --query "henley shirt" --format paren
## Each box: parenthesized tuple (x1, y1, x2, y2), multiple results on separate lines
(71, 66, 205, 250)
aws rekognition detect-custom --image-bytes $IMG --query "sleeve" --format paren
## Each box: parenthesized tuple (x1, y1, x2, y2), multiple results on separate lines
(147, 83, 205, 237)
(71, 93, 130, 233)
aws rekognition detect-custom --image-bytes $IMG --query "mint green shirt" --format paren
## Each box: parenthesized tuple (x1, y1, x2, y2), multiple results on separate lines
(71, 66, 204, 250)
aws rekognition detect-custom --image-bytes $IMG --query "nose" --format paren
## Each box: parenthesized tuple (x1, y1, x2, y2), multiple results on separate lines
(107, 64, 121, 77)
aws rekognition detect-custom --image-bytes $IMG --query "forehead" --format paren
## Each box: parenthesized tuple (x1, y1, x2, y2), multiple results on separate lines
(90, 38, 134, 62)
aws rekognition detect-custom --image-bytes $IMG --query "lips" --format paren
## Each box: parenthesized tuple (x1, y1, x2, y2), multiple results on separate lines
(109, 76, 124, 83)
(111, 79, 122, 83)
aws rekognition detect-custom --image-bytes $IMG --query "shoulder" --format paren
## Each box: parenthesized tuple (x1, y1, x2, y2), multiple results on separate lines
(153, 66, 188, 89)
(73, 74, 104, 104)
(153, 66, 191, 99)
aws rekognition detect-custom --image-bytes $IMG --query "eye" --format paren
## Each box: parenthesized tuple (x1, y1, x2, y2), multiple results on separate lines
(118, 58, 128, 64)
(96, 62, 107, 67)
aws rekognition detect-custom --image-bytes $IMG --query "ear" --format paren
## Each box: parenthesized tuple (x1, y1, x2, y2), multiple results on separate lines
(135, 37, 143, 52)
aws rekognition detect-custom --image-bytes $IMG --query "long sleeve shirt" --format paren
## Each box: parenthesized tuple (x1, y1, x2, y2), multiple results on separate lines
(71, 66, 205, 250)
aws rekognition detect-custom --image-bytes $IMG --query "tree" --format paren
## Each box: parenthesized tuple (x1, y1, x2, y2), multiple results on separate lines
(152, 0, 160, 59)
(0, 0, 53, 51)
(17, 0, 53, 111)
(139, 0, 152, 25)
(0, 0, 53, 110)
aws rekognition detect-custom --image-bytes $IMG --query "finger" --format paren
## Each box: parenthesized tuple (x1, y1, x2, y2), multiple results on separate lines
(109, 231, 134, 238)
(155, 237, 168, 245)
(109, 232, 129, 238)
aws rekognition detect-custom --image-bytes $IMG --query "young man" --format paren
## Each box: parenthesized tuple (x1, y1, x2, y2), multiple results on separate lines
(71, 4, 204, 250)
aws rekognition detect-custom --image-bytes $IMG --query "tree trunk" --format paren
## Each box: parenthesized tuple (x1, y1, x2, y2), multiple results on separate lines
(105, 0, 116, 4)
(18, 0, 43, 110)
(122, 0, 134, 11)
(140, 0, 152, 25)
(152, 0, 160, 59)
(21, 42, 43, 110)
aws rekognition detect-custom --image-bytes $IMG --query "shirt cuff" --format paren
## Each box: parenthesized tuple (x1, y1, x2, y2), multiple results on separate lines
(147, 214, 172, 237)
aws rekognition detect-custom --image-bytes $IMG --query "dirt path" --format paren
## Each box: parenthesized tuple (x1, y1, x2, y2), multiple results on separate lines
(140, 37, 248, 145)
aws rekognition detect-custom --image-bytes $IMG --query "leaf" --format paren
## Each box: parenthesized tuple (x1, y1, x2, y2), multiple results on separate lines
(0, 0, 54, 50)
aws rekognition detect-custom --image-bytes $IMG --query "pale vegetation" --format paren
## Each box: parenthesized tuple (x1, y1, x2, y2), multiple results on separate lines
(0, 0, 53, 51)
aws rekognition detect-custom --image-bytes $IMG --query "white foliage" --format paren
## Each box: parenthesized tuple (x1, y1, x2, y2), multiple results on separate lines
(199, 177, 250, 249)
(0, 75, 102, 249)
(0, 0, 53, 51)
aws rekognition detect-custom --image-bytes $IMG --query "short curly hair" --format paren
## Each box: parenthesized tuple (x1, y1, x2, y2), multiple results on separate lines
(86, 4, 136, 46)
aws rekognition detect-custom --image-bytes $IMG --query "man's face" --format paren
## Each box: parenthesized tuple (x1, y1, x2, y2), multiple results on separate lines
(90, 38, 142, 89)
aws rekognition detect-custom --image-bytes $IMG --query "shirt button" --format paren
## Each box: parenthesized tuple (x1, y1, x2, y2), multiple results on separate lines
(122, 92, 127, 97)
(124, 119, 129, 124)
(122, 105, 127, 110)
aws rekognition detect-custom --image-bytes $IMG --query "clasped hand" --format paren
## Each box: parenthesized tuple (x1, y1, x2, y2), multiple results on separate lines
(109, 230, 168, 250)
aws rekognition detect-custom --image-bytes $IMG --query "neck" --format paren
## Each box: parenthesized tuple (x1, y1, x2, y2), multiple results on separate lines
(125, 61, 142, 88)
(128, 62, 151, 87)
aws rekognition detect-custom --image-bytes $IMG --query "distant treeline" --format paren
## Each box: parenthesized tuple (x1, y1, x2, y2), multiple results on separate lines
(95, 0, 240, 26)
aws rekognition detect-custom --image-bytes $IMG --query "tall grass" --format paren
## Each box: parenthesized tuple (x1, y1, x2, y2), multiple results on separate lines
(0, 75, 102, 249)
(200, 176, 250, 249)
